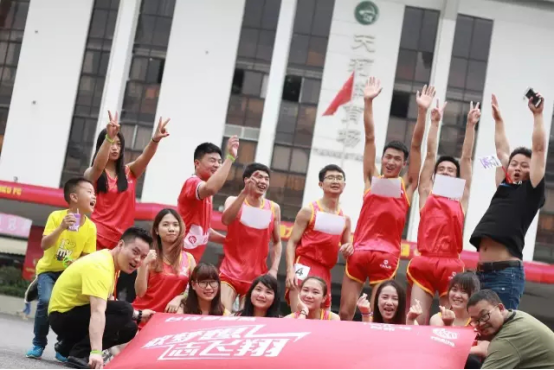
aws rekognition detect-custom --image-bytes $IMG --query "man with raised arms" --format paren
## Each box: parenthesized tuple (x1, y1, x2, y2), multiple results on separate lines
(339, 77, 432, 321)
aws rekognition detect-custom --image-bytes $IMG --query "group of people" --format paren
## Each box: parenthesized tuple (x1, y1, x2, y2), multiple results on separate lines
(22, 77, 554, 369)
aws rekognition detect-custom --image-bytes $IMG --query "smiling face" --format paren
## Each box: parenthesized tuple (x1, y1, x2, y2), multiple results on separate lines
(448, 284, 470, 310)
(381, 148, 406, 178)
(248, 170, 270, 196)
(435, 160, 458, 178)
(507, 153, 530, 183)
(192, 279, 220, 302)
(299, 279, 326, 311)
(250, 282, 275, 311)
(71, 181, 96, 214)
(195, 152, 222, 181)
(117, 237, 150, 274)
(468, 301, 505, 339)
(377, 285, 399, 322)
(319, 170, 345, 195)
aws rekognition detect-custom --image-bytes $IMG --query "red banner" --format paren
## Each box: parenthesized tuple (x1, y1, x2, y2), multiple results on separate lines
(2, 180, 554, 284)
(107, 314, 476, 369)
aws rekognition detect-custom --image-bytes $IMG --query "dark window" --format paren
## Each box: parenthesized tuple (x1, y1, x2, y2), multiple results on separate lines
(119, 0, 176, 197)
(438, 15, 493, 158)
(384, 7, 440, 238)
(268, 0, 334, 222)
(214, 0, 282, 210)
(0, 0, 29, 158)
(60, 0, 121, 187)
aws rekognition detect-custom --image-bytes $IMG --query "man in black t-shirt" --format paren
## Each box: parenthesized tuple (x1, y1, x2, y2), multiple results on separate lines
(470, 93, 546, 310)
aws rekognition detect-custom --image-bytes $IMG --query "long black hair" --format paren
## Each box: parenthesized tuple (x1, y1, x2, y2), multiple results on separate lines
(372, 280, 407, 325)
(92, 128, 128, 193)
(240, 274, 280, 318)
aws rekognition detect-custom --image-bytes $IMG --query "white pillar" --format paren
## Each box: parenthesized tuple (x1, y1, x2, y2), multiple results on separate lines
(93, 0, 142, 146)
(406, 0, 459, 242)
(140, 0, 245, 204)
(0, 0, 94, 187)
(254, 0, 298, 165)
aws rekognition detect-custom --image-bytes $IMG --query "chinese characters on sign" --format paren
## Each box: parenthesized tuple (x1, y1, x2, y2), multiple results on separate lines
(0, 213, 32, 238)
(143, 323, 310, 360)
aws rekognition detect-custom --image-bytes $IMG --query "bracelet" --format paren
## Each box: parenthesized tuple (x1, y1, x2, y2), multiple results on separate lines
(300, 310, 308, 316)
(226, 154, 236, 162)
(137, 310, 143, 324)
(151, 137, 160, 143)
(90, 350, 102, 355)
(361, 312, 372, 316)
(105, 135, 114, 144)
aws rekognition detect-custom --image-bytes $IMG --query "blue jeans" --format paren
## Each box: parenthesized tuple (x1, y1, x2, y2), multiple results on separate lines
(32, 272, 62, 348)
(477, 265, 525, 310)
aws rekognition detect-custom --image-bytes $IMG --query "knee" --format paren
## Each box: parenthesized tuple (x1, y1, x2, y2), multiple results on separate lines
(119, 321, 138, 344)
(339, 306, 355, 321)
(37, 296, 50, 308)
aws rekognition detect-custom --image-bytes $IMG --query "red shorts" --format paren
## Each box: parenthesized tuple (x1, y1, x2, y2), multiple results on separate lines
(285, 256, 332, 309)
(219, 273, 251, 297)
(407, 256, 465, 297)
(345, 250, 399, 285)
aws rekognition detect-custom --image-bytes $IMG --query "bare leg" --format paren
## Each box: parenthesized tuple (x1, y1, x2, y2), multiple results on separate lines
(339, 274, 364, 321)
(220, 283, 238, 312)
(410, 284, 434, 325)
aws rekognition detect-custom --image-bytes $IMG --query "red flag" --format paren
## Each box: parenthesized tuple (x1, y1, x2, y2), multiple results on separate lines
(322, 72, 354, 116)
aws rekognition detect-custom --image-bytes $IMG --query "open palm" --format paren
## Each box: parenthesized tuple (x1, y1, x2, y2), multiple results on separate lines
(416, 85, 436, 110)
(364, 77, 382, 101)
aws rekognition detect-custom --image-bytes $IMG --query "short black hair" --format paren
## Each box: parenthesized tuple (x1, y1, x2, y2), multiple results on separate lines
(435, 156, 461, 177)
(383, 140, 409, 161)
(121, 227, 153, 247)
(63, 177, 93, 204)
(467, 289, 502, 309)
(194, 142, 222, 161)
(318, 164, 345, 182)
(449, 272, 480, 296)
(509, 147, 532, 163)
(243, 162, 270, 179)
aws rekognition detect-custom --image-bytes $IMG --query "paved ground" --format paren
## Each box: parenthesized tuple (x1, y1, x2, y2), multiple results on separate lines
(0, 313, 66, 369)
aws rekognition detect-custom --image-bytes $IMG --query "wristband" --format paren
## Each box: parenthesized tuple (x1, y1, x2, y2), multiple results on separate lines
(137, 310, 143, 324)
(226, 154, 236, 162)
(105, 135, 114, 144)
(151, 137, 160, 143)
(90, 350, 102, 355)
(300, 310, 308, 316)
(62, 256, 74, 268)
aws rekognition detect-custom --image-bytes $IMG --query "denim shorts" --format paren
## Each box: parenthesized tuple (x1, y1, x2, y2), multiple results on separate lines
(477, 265, 525, 310)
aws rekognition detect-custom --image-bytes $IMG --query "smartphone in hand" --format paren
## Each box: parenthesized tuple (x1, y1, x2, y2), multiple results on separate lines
(525, 88, 543, 108)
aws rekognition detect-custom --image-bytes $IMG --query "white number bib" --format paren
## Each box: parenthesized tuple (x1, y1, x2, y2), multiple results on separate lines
(294, 263, 310, 280)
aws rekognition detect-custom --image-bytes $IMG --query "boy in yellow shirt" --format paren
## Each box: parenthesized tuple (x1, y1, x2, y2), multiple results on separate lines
(26, 177, 97, 362)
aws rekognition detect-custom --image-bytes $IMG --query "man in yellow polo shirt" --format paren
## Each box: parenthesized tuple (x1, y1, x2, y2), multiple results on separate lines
(49, 227, 154, 369)
(26, 177, 97, 362)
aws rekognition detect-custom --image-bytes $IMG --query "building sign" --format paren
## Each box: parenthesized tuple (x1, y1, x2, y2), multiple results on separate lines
(354, 1, 379, 25)
(0, 213, 32, 238)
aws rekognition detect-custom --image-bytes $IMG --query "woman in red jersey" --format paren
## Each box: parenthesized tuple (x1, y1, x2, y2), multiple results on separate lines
(285, 277, 340, 320)
(236, 274, 281, 318)
(178, 263, 230, 316)
(85, 111, 170, 301)
(133, 209, 195, 328)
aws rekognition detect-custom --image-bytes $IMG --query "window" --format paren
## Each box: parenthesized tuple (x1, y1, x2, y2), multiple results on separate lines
(215, 0, 281, 210)
(0, 0, 29, 158)
(535, 111, 554, 263)
(60, 0, 120, 186)
(120, 0, 176, 198)
(384, 7, 440, 238)
(268, 0, 334, 222)
(438, 15, 493, 157)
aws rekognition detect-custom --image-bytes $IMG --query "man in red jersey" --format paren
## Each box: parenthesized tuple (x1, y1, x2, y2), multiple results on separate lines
(219, 163, 282, 311)
(178, 137, 239, 263)
(285, 164, 352, 311)
(407, 100, 480, 324)
(339, 77, 433, 321)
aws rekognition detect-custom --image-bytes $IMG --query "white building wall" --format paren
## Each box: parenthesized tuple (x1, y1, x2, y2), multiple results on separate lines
(0, 0, 94, 187)
(460, 0, 554, 261)
(140, 0, 246, 204)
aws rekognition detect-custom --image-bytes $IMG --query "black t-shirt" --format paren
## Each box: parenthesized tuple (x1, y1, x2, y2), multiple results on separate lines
(470, 178, 546, 259)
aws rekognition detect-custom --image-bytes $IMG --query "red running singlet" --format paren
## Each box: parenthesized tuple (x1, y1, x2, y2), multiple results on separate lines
(219, 199, 275, 296)
(92, 166, 136, 250)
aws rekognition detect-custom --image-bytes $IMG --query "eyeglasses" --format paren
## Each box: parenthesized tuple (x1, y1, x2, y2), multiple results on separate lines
(324, 175, 345, 182)
(196, 280, 219, 289)
(469, 305, 498, 327)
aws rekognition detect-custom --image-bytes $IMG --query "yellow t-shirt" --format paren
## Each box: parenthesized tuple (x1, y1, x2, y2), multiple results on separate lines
(35, 210, 97, 275)
(49, 250, 115, 314)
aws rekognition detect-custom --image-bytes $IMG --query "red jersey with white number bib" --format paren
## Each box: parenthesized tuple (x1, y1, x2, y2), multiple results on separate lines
(92, 166, 137, 250)
(353, 177, 409, 254)
(219, 199, 275, 294)
(417, 194, 464, 257)
(178, 176, 212, 263)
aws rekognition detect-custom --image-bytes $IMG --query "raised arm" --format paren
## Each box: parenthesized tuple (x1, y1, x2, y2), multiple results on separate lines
(268, 204, 283, 277)
(405, 86, 435, 199)
(221, 177, 256, 225)
(460, 102, 480, 211)
(84, 111, 120, 184)
(528, 93, 546, 188)
(491, 94, 511, 186)
(197, 136, 239, 200)
(285, 206, 311, 290)
(362, 77, 383, 191)
(128, 117, 170, 178)
(418, 99, 446, 210)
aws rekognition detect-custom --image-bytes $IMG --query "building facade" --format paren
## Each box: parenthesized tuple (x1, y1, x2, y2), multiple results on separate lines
(1, 0, 554, 265)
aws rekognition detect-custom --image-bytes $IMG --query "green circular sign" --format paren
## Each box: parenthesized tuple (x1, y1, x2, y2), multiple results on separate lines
(354, 1, 379, 25)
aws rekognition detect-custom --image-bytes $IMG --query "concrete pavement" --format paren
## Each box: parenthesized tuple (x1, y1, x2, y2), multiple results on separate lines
(0, 313, 66, 369)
